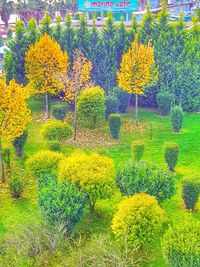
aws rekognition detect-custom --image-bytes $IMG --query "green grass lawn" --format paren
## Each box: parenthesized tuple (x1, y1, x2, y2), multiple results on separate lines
(0, 101, 200, 266)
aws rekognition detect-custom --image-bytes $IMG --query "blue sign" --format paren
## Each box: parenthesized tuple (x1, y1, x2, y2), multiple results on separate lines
(78, 0, 137, 11)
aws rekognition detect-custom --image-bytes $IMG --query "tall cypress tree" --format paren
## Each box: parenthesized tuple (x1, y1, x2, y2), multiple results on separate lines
(139, 6, 155, 44)
(52, 16, 62, 45)
(27, 18, 39, 45)
(128, 14, 138, 44)
(40, 14, 52, 36)
(4, 21, 28, 85)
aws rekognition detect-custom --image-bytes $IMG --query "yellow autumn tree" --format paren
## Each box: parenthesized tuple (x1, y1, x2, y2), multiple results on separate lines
(0, 79, 31, 182)
(117, 34, 158, 125)
(60, 50, 92, 140)
(25, 33, 69, 119)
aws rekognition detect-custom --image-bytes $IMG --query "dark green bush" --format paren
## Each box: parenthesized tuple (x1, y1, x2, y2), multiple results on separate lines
(131, 140, 145, 161)
(50, 104, 67, 121)
(48, 141, 61, 152)
(108, 114, 121, 140)
(38, 175, 87, 232)
(12, 131, 28, 157)
(117, 160, 175, 203)
(162, 222, 200, 267)
(157, 92, 173, 116)
(105, 95, 119, 119)
(171, 106, 183, 132)
(113, 87, 130, 113)
(8, 177, 24, 198)
(164, 142, 179, 171)
(182, 176, 200, 210)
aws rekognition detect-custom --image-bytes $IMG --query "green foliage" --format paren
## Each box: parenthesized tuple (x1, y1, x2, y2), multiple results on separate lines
(27, 18, 38, 45)
(131, 140, 145, 161)
(164, 142, 179, 171)
(108, 114, 121, 140)
(12, 130, 28, 157)
(48, 141, 61, 152)
(40, 14, 52, 36)
(182, 176, 200, 210)
(50, 104, 67, 121)
(106, 94, 119, 118)
(112, 193, 165, 247)
(38, 175, 86, 232)
(117, 160, 175, 203)
(113, 87, 130, 113)
(157, 91, 174, 115)
(162, 222, 200, 267)
(52, 16, 62, 45)
(171, 106, 183, 132)
(8, 176, 24, 198)
(77, 86, 106, 128)
(26, 150, 64, 178)
(140, 6, 155, 44)
(42, 120, 73, 142)
(2, 148, 11, 170)
(0, 35, 3, 47)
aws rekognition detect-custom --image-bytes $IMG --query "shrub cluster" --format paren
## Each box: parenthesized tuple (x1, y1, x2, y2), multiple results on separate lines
(48, 140, 61, 152)
(113, 87, 130, 113)
(182, 176, 200, 210)
(105, 94, 119, 119)
(131, 140, 145, 161)
(117, 160, 175, 203)
(171, 106, 183, 132)
(157, 92, 173, 116)
(163, 142, 179, 171)
(162, 222, 200, 267)
(108, 114, 121, 140)
(50, 104, 68, 121)
(112, 193, 165, 247)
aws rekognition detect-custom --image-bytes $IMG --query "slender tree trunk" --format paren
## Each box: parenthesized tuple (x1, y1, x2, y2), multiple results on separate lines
(89, 201, 95, 217)
(73, 93, 77, 140)
(135, 93, 139, 126)
(45, 93, 49, 120)
(0, 140, 5, 183)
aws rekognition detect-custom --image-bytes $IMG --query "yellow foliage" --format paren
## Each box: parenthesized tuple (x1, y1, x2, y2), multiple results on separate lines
(0, 79, 31, 142)
(25, 33, 69, 95)
(117, 35, 158, 95)
(112, 193, 165, 247)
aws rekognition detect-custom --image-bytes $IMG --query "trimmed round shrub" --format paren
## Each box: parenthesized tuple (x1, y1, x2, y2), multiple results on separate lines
(108, 114, 121, 140)
(112, 193, 165, 247)
(42, 120, 73, 143)
(12, 131, 28, 157)
(131, 140, 145, 161)
(48, 141, 61, 152)
(50, 104, 67, 121)
(113, 87, 130, 113)
(117, 160, 175, 203)
(26, 150, 65, 177)
(58, 151, 115, 215)
(164, 142, 179, 171)
(162, 222, 200, 267)
(157, 92, 173, 116)
(105, 95, 119, 119)
(77, 86, 106, 128)
(171, 106, 183, 132)
(38, 175, 87, 232)
(182, 176, 200, 210)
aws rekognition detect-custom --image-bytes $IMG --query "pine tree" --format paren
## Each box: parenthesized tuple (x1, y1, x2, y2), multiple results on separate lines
(52, 16, 62, 45)
(27, 18, 39, 45)
(128, 14, 138, 44)
(157, 0, 170, 32)
(140, 6, 155, 44)
(40, 13, 52, 36)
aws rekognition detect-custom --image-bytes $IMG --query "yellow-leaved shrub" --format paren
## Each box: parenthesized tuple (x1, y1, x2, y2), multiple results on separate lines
(112, 193, 165, 247)
(58, 151, 115, 215)
(26, 150, 65, 178)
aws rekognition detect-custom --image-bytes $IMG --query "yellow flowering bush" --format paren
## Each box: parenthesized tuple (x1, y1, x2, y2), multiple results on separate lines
(58, 151, 115, 215)
(112, 193, 165, 247)
(26, 150, 65, 178)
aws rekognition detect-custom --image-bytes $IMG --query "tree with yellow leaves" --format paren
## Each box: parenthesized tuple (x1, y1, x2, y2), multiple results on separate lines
(0, 79, 31, 183)
(60, 50, 92, 140)
(117, 35, 158, 125)
(25, 33, 69, 119)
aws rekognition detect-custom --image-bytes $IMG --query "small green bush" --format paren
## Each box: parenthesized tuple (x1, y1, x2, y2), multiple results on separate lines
(164, 142, 179, 171)
(8, 177, 24, 198)
(2, 148, 11, 170)
(77, 86, 106, 128)
(113, 87, 130, 113)
(105, 95, 119, 119)
(182, 176, 200, 210)
(131, 140, 145, 161)
(38, 175, 87, 232)
(108, 114, 121, 140)
(48, 141, 61, 152)
(171, 106, 183, 132)
(162, 222, 200, 267)
(12, 131, 28, 157)
(157, 92, 173, 116)
(26, 150, 64, 177)
(112, 193, 165, 247)
(50, 104, 67, 121)
(117, 160, 175, 203)
(42, 120, 73, 143)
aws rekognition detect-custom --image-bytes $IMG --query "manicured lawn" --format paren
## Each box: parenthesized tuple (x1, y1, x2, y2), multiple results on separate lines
(0, 101, 199, 266)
